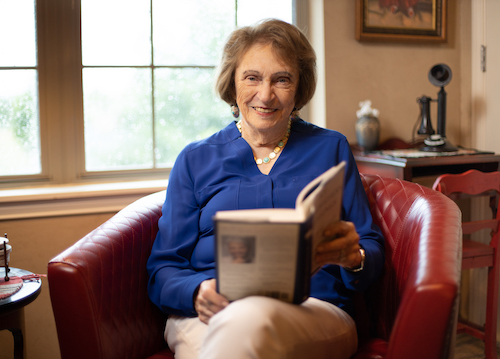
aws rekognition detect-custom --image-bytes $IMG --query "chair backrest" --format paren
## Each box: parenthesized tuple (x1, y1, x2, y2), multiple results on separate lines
(432, 169, 500, 238)
(432, 169, 500, 359)
(359, 174, 462, 359)
(48, 191, 168, 359)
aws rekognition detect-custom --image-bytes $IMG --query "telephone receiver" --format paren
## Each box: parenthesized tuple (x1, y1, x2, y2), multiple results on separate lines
(417, 64, 458, 152)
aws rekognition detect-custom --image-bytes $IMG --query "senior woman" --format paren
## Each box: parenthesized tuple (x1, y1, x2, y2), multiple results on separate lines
(147, 19, 385, 359)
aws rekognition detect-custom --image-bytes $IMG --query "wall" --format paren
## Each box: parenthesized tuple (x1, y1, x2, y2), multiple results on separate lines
(322, 0, 472, 149)
(0, 1, 476, 358)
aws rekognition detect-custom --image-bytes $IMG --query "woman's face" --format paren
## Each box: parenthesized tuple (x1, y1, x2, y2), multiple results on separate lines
(228, 240, 248, 261)
(234, 43, 298, 133)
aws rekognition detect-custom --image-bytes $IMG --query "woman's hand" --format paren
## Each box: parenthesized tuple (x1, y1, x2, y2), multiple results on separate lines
(314, 221, 362, 269)
(194, 279, 229, 324)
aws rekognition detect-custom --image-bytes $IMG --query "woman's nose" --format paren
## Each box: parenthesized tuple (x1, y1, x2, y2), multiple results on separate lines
(257, 81, 274, 103)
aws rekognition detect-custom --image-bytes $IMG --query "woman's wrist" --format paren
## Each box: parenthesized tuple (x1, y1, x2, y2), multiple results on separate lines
(345, 248, 365, 272)
(193, 285, 200, 308)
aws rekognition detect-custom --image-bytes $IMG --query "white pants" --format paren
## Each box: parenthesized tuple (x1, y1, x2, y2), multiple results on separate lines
(165, 296, 357, 359)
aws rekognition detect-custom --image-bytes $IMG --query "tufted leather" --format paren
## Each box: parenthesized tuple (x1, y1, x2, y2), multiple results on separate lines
(354, 174, 462, 359)
(48, 191, 172, 359)
(48, 175, 462, 359)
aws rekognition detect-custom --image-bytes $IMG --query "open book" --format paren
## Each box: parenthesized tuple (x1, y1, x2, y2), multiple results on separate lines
(213, 161, 346, 304)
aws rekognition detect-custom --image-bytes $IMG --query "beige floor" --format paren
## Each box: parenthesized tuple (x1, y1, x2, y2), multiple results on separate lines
(455, 334, 500, 359)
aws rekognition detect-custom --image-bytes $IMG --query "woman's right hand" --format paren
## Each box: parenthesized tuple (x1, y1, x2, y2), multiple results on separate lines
(194, 279, 229, 324)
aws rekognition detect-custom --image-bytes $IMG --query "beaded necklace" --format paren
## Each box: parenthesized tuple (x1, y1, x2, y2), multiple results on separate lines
(236, 118, 291, 165)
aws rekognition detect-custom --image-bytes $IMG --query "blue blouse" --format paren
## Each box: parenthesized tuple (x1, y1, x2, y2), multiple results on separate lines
(147, 119, 385, 317)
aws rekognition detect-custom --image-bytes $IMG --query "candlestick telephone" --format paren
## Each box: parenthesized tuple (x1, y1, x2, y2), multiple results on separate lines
(416, 63, 457, 152)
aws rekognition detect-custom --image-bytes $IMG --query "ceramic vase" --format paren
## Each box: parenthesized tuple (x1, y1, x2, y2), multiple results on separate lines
(355, 115, 380, 152)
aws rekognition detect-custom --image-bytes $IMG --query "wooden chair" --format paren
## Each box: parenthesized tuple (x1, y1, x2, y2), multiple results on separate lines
(433, 169, 500, 359)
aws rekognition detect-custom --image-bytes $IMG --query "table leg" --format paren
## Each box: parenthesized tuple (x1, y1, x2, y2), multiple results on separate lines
(9, 327, 24, 359)
(1, 308, 25, 359)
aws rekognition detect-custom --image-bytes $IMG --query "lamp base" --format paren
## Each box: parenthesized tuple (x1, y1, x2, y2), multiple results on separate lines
(419, 135, 458, 152)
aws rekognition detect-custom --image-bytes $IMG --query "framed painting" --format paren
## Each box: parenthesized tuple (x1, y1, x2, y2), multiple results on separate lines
(356, 0, 447, 43)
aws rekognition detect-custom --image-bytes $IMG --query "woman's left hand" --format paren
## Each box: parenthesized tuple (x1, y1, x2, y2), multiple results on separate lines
(314, 220, 362, 269)
(194, 279, 229, 324)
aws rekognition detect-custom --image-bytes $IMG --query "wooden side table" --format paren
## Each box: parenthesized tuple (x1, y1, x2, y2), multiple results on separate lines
(353, 149, 500, 182)
(0, 268, 42, 359)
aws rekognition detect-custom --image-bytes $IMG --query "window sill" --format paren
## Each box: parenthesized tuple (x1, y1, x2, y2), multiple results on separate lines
(0, 180, 168, 220)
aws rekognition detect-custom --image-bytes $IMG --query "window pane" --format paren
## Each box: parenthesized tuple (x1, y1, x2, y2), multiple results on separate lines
(237, 0, 293, 26)
(83, 68, 153, 171)
(154, 68, 228, 167)
(0, 0, 36, 67)
(0, 70, 40, 175)
(81, 0, 151, 66)
(153, 0, 234, 66)
(82, 0, 294, 174)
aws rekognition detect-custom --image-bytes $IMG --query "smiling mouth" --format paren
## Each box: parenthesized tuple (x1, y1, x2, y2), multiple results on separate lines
(253, 107, 276, 113)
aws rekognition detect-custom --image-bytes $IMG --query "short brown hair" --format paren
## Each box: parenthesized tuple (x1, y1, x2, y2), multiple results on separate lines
(215, 19, 317, 111)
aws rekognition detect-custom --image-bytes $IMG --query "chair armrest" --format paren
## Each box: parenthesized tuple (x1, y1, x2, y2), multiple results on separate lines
(360, 175, 462, 359)
(387, 193, 462, 359)
(48, 191, 168, 359)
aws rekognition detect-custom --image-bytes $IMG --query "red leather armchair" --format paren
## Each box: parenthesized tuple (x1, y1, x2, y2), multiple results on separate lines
(48, 174, 462, 359)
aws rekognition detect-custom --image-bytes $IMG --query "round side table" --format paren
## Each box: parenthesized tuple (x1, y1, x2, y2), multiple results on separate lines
(0, 268, 42, 359)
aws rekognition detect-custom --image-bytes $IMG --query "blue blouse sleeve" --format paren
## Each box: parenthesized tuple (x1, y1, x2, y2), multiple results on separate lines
(146, 149, 213, 317)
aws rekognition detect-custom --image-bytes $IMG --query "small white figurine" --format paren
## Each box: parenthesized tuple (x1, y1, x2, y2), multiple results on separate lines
(356, 100, 380, 119)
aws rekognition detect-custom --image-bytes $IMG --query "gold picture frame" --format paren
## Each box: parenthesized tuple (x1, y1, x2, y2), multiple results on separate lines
(356, 0, 447, 43)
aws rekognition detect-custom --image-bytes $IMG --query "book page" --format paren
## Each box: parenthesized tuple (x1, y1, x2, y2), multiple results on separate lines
(216, 221, 300, 302)
(308, 172, 344, 273)
(213, 208, 304, 223)
(295, 162, 345, 273)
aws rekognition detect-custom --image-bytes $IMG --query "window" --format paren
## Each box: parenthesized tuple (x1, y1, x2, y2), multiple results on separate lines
(0, 0, 38, 176)
(0, 0, 294, 187)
